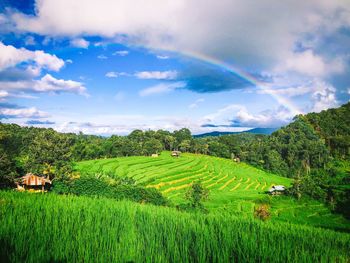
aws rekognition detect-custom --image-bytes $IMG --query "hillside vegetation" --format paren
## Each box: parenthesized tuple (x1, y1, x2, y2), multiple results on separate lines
(76, 152, 349, 231)
(0, 191, 349, 263)
(76, 152, 291, 203)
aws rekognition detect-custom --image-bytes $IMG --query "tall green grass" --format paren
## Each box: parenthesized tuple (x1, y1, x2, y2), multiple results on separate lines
(0, 191, 349, 262)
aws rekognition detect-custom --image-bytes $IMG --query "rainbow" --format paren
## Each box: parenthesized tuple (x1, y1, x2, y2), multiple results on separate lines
(61, 41, 302, 115)
(180, 50, 302, 116)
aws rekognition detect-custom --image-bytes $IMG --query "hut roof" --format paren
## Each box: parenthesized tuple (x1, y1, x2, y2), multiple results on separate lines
(19, 173, 52, 186)
(268, 185, 285, 192)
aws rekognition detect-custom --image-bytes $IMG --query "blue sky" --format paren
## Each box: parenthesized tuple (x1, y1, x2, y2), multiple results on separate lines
(0, 0, 349, 135)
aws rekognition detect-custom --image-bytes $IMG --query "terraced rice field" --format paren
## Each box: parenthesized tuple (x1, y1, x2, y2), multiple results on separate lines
(76, 151, 291, 205)
(76, 152, 350, 230)
(76, 152, 287, 210)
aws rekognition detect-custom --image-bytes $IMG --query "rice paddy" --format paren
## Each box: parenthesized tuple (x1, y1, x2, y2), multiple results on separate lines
(76, 151, 290, 204)
(75, 152, 350, 231)
(0, 191, 349, 263)
(1, 152, 350, 262)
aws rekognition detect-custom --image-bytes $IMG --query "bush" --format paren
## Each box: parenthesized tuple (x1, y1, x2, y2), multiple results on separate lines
(254, 204, 271, 221)
(51, 180, 70, 194)
(51, 177, 168, 206)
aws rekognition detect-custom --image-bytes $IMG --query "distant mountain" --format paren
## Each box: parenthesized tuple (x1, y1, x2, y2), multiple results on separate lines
(193, 127, 278, 137)
(246, 127, 278, 134)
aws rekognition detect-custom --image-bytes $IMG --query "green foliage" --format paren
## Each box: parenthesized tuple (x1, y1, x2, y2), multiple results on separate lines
(0, 191, 349, 262)
(23, 129, 74, 179)
(305, 102, 350, 158)
(52, 177, 168, 206)
(185, 181, 209, 210)
(50, 180, 70, 194)
(143, 138, 163, 155)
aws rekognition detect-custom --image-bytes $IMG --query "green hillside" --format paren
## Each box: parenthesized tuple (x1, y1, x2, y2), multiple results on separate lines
(76, 152, 349, 230)
(76, 151, 291, 201)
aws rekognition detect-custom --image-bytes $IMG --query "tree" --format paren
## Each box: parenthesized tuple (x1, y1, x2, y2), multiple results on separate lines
(128, 129, 144, 146)
(173, 128, 192, 149)
(143, 138, 163, 156)
(208, 141, 230, 158)
(179, 139, 191, 152)
(185, 181, 209, 209)
(0, 148, 17, 188)
(164, 135, 176, 151)
(23, 129, 73, 179)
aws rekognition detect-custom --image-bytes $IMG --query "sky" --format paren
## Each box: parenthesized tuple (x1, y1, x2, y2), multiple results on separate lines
(0, 0, 349, 135)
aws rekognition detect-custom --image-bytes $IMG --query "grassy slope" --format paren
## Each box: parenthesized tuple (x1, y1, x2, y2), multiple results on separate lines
(76, 152, 350, 231)
(0, 191, 349, 263)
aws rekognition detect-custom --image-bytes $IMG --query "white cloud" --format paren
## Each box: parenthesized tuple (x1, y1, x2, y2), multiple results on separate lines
(203, 104, 244, 124)
(70, 38, 89, 48)
(105, 71, 129, 78)
(203, 104, 294, 128)
(233, 106, 293, 127)
(0, 90, 37, 100)
(139, 81, 186, 96)
(189, 98, 205, 109)
(113, 50, 129, 56)
(106, 70, 177, 79)
(156, 55, 169, 59)
(277, 50, 345, 77)
(0, 74, 87, 95)
(0, 42, 64, 72)
(51, 113, 255, 136)
(310, 81, 338, 112)
(0, 90, 9, 99)
(66, 59, 73, 63)
(0, 107, 49, 119)
(34, 74, 87, 95)
(135, 70, 177, 80)
(258, 85, 313, 97)
(8, 0, 350, 71)
(97, 54, 108, 59)
(105, 71, 118, 78)
(258, 78, 340, 113)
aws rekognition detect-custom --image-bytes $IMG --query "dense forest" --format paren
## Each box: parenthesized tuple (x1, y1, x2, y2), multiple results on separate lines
(1, 102, 349, 216)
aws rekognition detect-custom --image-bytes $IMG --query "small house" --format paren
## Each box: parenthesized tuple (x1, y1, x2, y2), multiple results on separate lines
(171, 151, 181, 157)
(268, 185, 286, 195)
(16, 173, 52, 192)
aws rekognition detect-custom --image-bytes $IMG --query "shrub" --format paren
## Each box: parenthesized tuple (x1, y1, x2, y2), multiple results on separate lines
(185, 181, 209, 210)
(254, 204, 271, 221)
(51, 177, 168, 206)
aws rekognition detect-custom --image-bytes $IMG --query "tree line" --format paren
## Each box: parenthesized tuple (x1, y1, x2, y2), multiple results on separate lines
(1, 102, 349, 217)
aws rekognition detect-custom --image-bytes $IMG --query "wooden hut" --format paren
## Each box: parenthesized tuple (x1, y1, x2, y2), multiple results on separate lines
(16, 173, 52, 192)
(268, 185, 286, 195)
(171, 151, 181, 157)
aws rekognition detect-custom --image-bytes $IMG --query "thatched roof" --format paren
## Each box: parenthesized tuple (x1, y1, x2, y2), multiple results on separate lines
(18, 173, 52, 186)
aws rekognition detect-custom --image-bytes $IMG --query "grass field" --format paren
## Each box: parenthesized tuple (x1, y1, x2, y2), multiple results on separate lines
(0, 191, 349, 263)
(76, 152, 350, 231)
